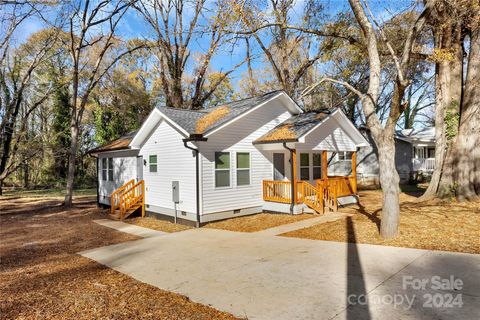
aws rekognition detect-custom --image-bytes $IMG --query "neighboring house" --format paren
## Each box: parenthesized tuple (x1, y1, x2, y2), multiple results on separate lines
(329, 126, 436, 185)
(88, 90, 369, 226)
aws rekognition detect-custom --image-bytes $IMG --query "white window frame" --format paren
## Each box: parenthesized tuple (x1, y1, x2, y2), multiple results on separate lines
(149, 155, 158, 173)
(236, 152, 251, 186)
(214, 151, 231, 188)
(312, 153, 322, 180)
(337, 151, 353, 161)
(300, 153, 310, 181)
(102, 157, 114, 181)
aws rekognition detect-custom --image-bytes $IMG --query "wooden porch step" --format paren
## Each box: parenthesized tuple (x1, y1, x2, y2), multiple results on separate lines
(110, 202, 143, 220)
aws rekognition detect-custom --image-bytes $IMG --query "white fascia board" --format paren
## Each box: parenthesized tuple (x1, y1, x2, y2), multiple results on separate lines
(204, 92, 286, 138)
(297, 110, 336, 143)
(279, 91, 304, 114)
(129, 108, 189, 149)
(333, 109, 370, 147)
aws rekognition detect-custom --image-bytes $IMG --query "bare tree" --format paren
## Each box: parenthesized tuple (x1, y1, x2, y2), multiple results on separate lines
(302, 0, 434, 238)
(63, 0, 144, 207)
(0, 3, 58, 194)
(135, 0, 244, 110)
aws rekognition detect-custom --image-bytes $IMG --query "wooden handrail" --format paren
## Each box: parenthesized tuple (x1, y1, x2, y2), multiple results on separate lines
(298, 181, 324, 214)
(110, 179, 135, 214)
(118, 180, 145, 219)
(263, 180, 291, 203)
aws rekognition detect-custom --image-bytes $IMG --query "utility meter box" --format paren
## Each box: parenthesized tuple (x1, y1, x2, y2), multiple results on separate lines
(172, 181, 180, 203)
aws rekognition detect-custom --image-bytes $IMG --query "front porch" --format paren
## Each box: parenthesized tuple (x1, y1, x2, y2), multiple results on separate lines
(261, 150, 358, 214)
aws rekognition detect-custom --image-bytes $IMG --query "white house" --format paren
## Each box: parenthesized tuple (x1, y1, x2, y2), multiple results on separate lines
(88, 91, 369, 226)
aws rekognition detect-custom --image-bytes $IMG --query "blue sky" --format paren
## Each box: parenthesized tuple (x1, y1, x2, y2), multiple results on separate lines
(8, 0, 418, 89)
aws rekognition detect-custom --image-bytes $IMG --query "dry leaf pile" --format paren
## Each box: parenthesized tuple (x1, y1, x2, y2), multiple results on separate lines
(282, 190, 480, 253)
(205, 213, 315, 232)
(0, 196, 237, 319)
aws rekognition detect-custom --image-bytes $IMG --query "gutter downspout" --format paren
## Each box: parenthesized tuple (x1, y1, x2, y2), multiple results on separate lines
(282, 142, 295, 215)
(183, 136, 208, 228)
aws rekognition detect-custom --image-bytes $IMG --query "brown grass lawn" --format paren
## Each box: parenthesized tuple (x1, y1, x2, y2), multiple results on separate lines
(204, 213, 316, 232)
(0, 196, 236, 319)
(282, 190, 480, 254)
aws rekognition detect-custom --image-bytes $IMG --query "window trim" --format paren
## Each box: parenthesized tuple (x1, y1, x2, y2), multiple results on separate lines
(214, 151, 231, 188)
(149, 155, 158, 173)
(312, 153, 322, 180)
(236, 152, 251, 186)
(300, 153, 310, 181)
(102, 157, 114, 181)
(337, 151, 353, 161)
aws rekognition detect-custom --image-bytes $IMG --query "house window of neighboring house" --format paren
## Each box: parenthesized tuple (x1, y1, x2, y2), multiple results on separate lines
(149, 155, 157, 172)
(312, 153, 322, 179)
(236, 152, 250, 186)
(300, 153, 310, 180)
(102, 158, 114, 181)
(338, 151, 353, 161)
(215, 152, 230, 187)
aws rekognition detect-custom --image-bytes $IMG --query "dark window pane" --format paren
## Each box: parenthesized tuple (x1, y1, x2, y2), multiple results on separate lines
(102, 158, 107, 169)
(215, 152, 230, 169)
(300, 153, 309, 166)
(102, 169, 107, 181)
(237, 152, 250, 169)
(237, 170, 250, 185)
(313, 167, 321, 179)
(108, 168, 114, 181)
(149, 155, 157, 164)
(346, 152, 353, 160)
(313, 154, 321, 166)
(108, 158, 113, 168)
(215, 170, 230, 187)
(150, 164, 157, 173)
(300, 167, 310, 180)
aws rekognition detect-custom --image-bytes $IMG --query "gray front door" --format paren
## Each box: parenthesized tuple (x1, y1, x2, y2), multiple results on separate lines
(273, 153, 285, 181)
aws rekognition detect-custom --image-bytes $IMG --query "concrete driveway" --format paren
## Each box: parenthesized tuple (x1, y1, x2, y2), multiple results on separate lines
(80, 228, 480, 320)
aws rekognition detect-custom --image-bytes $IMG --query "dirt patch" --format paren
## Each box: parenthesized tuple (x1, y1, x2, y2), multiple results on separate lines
(0, 196, 237, 319)
(204, 213, 317, 232)
(282, 190, 480, 254)
(126, 217, 192, 233)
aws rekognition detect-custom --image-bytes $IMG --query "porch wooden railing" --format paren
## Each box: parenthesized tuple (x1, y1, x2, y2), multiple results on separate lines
(110, 179, 135, 214)
(316, 175, 357, 198)
(297, 181, 324, 213)
(263, 180, 291, 204)
(263, 175, 357, 214)
(118, 180, 145, 219)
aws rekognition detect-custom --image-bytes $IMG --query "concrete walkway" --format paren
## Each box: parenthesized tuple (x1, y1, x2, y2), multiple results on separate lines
(93, 219, 166, 238)
(80, 228, 480, 320)
(254, 213, 347, 236)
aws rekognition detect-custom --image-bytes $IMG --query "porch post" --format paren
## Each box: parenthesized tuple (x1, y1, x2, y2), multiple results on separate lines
(321, 150, 328, 180)
(292, 149, 297, 204)
(351, 151, 357, 194)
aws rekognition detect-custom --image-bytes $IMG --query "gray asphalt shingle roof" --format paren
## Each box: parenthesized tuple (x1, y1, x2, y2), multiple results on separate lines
(253, 109, 334, 144)
(157, 90, 285, 135)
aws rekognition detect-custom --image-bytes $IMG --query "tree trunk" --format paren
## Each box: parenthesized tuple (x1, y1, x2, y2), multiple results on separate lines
(449, 28, 480, 200)
(376, 134, 401, 239)
(64, 121, 79, 207)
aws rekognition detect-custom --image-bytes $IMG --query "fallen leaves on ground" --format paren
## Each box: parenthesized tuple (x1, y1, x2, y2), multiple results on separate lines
(127, 217, 192, 233)
(0, 196, 237, 319)
(204, 213, 316, 232)
(282, 190, 480, 254)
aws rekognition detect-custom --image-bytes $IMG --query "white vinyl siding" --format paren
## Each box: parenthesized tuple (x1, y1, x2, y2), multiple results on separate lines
(200, 99, 292, 214)
(97, 150, 139, 205)
(139, 119, 196, 215)
(299, 116, 357, 152)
